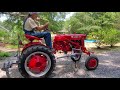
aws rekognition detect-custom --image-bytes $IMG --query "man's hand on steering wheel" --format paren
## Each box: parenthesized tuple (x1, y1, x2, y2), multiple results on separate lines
(44, 22, 49, 29)
(43, 22, 52, 32)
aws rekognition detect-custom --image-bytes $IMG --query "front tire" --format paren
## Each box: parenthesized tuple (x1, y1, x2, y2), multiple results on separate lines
(85, 55, 99, 70)
(18, 45, 56, 78)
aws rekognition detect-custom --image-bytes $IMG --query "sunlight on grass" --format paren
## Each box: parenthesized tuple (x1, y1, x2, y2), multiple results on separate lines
(0, 51, 11, 57)
(5, 44, 18, 49)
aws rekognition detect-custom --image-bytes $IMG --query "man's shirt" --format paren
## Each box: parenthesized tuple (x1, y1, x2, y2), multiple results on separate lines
(24, 17, 38, 31)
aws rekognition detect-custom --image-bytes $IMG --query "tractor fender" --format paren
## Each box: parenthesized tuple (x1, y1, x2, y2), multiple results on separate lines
(21, 42, 48, 54)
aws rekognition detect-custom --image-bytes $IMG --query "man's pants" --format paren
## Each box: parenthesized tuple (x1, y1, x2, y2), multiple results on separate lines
(24, 30, 52, 49)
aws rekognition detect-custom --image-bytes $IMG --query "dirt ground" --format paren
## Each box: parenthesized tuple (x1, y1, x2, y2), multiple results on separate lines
(0, 43, 120, 78)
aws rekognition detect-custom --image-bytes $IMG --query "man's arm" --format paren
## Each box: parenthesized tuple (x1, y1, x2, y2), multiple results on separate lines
(35, 22, 49, 31)
(28, 18, 49, 31)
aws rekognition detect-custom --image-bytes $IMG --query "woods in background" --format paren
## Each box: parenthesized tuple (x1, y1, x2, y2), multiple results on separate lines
(0, 12, 120, 48)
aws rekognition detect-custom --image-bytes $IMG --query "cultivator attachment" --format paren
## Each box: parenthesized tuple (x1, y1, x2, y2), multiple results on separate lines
(1, 34, 21, 78)
(57, 48, 82, 68)
(1, 60, 18, 78)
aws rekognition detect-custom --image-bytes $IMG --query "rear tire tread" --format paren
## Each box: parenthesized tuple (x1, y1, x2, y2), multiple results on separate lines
(18, 45, 56, 78)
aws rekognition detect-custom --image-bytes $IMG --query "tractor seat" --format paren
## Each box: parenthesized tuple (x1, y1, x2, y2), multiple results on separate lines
(25, 34, 42, 42)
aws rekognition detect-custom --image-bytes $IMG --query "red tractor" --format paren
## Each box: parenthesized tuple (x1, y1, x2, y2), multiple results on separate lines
(2, 33, 99, 78)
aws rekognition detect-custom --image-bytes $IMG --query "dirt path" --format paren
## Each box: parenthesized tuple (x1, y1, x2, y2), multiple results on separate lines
(0, 43, 120, 78)
(0, 46, 17, 52)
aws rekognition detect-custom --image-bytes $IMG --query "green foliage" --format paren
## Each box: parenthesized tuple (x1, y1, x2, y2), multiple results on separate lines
(88, 28, 120, 48)
(38, 12, 67, 33)
(0, 29, 9, 43)
(64, 12, 103, 34)
(64, 12, 120, 48)
(0, 51, 11, 57)
(64, 12, 117, 34)
(103, 28, 120, 47)
(88, 29, 105, 48)
(1, 12, 120, 48)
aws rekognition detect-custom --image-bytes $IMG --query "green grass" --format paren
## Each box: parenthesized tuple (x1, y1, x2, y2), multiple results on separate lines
(5, 44, 18, 49)
(0, 51, 11, 57)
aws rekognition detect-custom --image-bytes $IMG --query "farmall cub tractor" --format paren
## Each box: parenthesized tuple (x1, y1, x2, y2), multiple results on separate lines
(2, 33, 99, 78)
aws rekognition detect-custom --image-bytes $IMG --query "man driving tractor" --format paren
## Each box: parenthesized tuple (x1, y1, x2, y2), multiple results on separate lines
(23, 12, 53, 51)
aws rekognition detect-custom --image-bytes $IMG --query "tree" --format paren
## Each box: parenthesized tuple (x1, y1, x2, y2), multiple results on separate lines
(64, 12, 101, 34)
(0, 12, 68, 33)
(64, 12, 120, 48)
(0, 12, 68, 45)
(103, 28, 120, 47)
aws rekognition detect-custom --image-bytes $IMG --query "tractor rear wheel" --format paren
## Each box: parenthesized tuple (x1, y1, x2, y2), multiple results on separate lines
(18, 45, 56, 78)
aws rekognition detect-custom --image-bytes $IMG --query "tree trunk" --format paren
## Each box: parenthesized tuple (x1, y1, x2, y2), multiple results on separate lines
(97, 46, 101, 49)
(110, 44, 113, 48)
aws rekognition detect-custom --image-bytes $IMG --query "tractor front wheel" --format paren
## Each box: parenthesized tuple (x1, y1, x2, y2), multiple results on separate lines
(85, 55, 99, 70)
